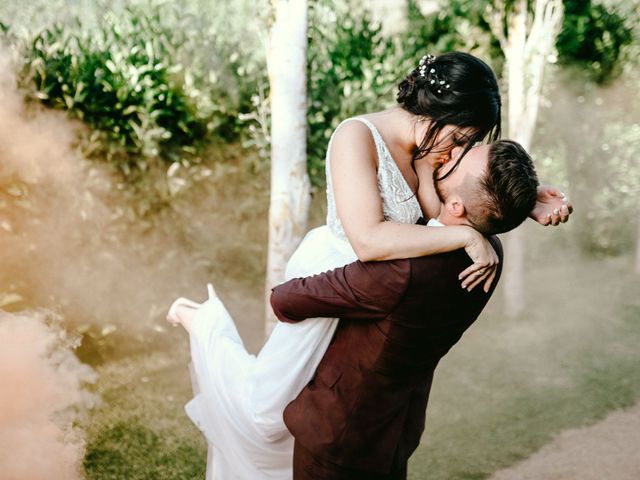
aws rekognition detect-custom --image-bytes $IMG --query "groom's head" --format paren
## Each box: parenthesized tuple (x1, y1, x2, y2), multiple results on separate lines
(435, 140, 538, 235)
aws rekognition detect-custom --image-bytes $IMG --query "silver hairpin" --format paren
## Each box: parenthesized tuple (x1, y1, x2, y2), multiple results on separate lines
(416, 54, 451, 95)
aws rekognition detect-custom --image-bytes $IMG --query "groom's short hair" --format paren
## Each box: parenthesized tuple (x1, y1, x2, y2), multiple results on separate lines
(464, 140, 538, 235)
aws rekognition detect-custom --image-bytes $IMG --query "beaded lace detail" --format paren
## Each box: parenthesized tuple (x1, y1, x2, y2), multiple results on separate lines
(325, 117, 423, 242)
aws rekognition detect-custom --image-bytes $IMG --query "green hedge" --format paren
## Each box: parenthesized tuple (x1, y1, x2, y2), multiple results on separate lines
(7, 1, 448, 184)
(14, 5, 248, 175)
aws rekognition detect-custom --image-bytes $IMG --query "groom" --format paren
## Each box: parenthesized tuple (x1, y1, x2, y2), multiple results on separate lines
(270, 140, 539, 479)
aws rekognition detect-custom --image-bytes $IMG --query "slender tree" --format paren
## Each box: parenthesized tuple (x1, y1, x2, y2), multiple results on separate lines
(407, 0, 634, 314)
(636, 219, 640, 274)
(264, 0, 310, 336)
(486, 0, 564, 317)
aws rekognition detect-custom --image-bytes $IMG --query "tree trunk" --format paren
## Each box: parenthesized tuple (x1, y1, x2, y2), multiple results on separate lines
(503, 0, 529, 318)
(488, 0, 563, 317)
(264, 0, 311, 337)
(635, 216, 640, 274)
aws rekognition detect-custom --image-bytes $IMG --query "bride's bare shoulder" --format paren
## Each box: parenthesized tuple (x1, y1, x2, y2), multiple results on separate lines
(329, 119, 376, 164)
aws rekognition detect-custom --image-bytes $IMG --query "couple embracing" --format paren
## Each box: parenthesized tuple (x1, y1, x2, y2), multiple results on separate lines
(167, 52, 572, 479)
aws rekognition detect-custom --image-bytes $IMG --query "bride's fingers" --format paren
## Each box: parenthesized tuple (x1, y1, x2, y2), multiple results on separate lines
(459, 263, 486, 282)
(460, 269, 481, 287)
(460, 266, 488, 290)
(463, 263, 499, 292)
(483, 268, 497, 293)
(544, 209, 559, 226)
(466, 269, 491, 291)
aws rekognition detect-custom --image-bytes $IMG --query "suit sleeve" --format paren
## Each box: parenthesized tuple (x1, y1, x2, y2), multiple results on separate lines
(270, 259, 410, 323)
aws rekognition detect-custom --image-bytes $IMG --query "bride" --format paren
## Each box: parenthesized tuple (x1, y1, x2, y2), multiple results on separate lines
(167, 52, 570, 479)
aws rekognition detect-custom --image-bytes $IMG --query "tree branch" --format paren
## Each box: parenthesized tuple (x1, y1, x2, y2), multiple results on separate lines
(485, 0, 508, 54)
(525, 0, 547, 58)
(524, 0, 563, 132)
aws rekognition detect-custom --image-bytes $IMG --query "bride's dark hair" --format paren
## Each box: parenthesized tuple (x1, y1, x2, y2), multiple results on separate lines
(397, 51, 501, 180)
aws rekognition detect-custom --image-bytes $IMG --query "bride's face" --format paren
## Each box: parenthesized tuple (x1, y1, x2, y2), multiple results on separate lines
(433, 144, 491, 209)
(414, 123, 477, 168)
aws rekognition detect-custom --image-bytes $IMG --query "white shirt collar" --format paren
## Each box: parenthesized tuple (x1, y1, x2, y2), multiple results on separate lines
(426, 218, 445, 227)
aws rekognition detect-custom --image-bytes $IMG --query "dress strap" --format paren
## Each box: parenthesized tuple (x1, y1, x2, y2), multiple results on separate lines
(335, 117, 390, 167)
(346, 117, 381, 142)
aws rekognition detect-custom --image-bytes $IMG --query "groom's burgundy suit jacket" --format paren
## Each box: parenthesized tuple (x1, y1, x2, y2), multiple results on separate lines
(270, 238, 502, 474)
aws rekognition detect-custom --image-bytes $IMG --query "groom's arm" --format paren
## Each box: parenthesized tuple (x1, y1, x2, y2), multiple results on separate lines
(270, 259, 411, 323)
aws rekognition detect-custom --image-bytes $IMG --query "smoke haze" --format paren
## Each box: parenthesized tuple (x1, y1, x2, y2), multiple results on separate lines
(0, 311, 97, 480)
(0, 47, 188, 334)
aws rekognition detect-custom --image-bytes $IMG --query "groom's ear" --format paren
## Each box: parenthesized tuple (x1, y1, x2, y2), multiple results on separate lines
(445, 195, 467, 218)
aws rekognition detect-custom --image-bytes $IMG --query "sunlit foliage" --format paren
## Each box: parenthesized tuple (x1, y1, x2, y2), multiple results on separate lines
(0, 0, 638, 254)
(2, 1, 269, 178)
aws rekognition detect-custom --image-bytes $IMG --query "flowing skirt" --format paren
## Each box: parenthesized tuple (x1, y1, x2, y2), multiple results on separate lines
(186, 225, 357, 479)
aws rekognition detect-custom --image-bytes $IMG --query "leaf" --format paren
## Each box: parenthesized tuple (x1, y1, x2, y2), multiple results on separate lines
(63, 94, 74, 109)
(105, 59, 117, 73)
(101, 325, 117, 336)
(167, 162, 180, 177)
(0, 293, 24, 308)
(122, 105, 138, 115)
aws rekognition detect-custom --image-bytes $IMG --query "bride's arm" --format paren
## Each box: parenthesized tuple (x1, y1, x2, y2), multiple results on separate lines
(331, 121, 479, 262)
(331, 121, 498, 292)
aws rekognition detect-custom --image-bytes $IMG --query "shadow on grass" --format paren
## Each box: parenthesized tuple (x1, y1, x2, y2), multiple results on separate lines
(84, 422, 205, 480)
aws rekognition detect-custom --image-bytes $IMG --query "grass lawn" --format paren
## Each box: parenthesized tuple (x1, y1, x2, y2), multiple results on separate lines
(409, 246, 640, 479)
(82, 237, 640, 479)
(83, 343, 207, 479)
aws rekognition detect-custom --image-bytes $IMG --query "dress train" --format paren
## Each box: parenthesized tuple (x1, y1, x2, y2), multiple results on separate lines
(186, 225, 357, 479)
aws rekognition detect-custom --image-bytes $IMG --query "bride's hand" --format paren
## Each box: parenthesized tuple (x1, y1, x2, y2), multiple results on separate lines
(530, 185, 573, 226)
(459, 229, 499, 293)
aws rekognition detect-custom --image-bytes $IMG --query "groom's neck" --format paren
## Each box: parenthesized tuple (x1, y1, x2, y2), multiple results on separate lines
(436, 205, 452, 226)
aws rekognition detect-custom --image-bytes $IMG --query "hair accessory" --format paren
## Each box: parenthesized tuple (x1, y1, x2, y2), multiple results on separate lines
(417, 54, 450, 95)
(417, 54, 435, 77)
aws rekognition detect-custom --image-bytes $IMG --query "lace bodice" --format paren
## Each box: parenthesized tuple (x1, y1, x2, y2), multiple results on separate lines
(325, 117, 423, 242)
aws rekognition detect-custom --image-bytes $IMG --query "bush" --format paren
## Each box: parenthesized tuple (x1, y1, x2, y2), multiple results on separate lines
(18, 10, 193, 171)
(306, 1, 445, 183)
(304, 0, 496, 184)
(579, 122, 640, 255)
(11, 2, 268, 178)
(6, 0, 495, 187)
(557, 0, 634, 84)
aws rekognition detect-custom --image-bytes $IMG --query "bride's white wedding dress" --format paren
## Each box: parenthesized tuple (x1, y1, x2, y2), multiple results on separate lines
(185, 117, 422, 479)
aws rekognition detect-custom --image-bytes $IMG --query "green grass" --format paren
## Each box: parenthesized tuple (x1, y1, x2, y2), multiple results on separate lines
(408, 238, 640, 479)
(83, 347, 207, 479)
(80, 226, 640, 480)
